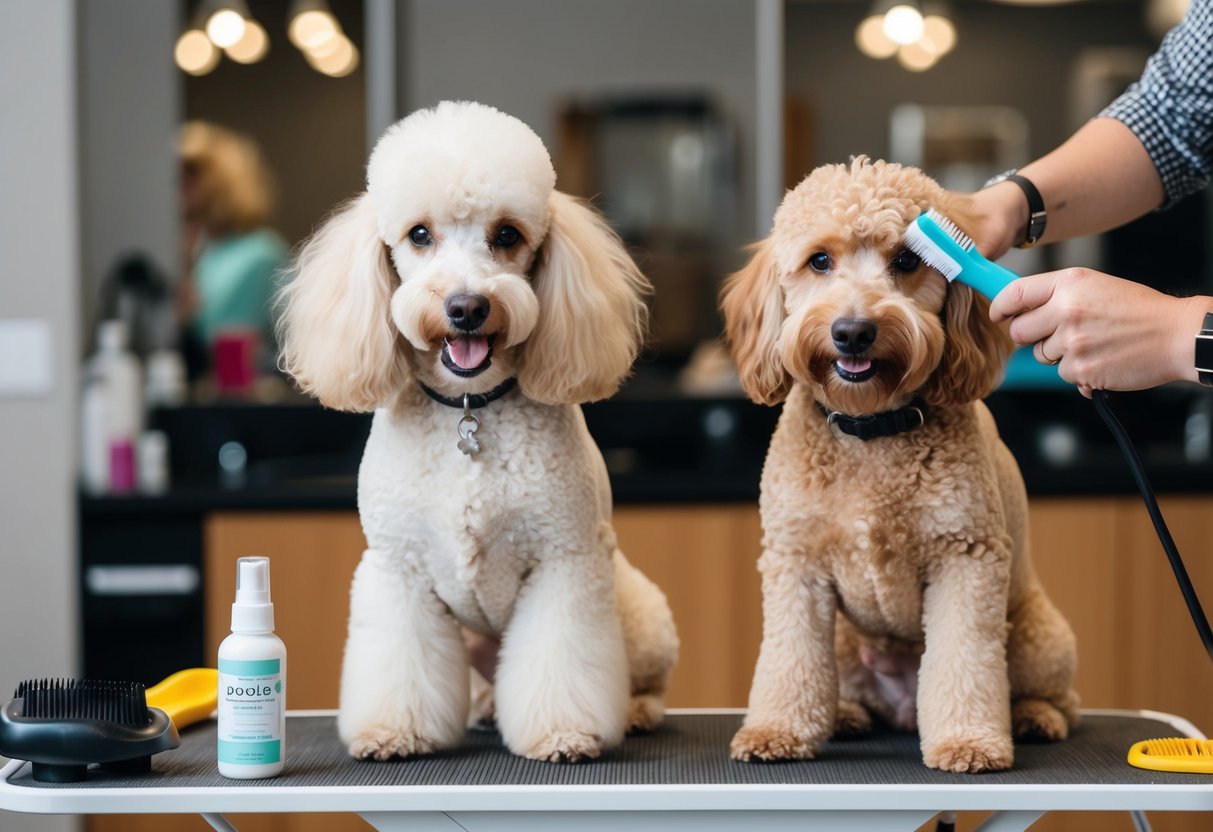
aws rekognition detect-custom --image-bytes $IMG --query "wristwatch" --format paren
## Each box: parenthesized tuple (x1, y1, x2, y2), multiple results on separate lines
(984, 169, 1047, 249)
(1196, 312, 1213, 386)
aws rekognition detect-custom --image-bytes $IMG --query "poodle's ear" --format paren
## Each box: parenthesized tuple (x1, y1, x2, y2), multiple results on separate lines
(517, 190, 650, 404)
(719, 240, 791, 405)
(919, 193, 1014, 407)
(276, 193, 407, 412)
(921, 282, 1015, 407)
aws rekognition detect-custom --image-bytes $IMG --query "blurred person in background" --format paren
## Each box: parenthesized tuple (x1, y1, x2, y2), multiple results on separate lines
(178, 121, 288, 383)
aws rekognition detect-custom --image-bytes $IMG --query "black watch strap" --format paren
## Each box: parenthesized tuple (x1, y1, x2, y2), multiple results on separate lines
(1196, 312, 1213, 386)
(1005, 173, 1047, 249)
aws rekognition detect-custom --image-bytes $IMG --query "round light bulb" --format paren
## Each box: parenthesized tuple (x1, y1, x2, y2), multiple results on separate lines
(225, 19, 269, 64)
(898, 40, 938, 72)
(306, 34, 358, 77)
(175, 28, 220, 75)
(206, 9, 247, 49)
(883, 4, 925, 45)
(855, 14, 898, 59)
(922, 14, 956, 56)
(290, 10, 339, 51)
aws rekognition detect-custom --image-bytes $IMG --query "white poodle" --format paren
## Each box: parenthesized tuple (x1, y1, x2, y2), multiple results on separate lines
(277, 101, 679, 763)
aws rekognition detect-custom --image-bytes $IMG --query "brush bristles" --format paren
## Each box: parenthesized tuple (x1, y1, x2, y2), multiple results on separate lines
(14, 678, 150, 727)
(1145, 737, 1213, 758)
(924, 208, 975, 251)
(903, 219, 963, 282)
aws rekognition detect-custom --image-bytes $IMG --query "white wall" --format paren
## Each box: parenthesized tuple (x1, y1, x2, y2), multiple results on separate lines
(0, 3, 81, 830)
(400, 0, 760, 246)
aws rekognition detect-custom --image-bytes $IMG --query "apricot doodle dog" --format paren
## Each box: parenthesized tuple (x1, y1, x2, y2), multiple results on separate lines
(278, 101, 678, 762)
(721, 157, 1079, 772)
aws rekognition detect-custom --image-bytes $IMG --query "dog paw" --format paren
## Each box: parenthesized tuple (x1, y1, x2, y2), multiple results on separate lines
(347, 726, 438, 761)
(834, 700, 873, 737)
(626, 694, 665, 734)
(525, 730, 605, 763)
(730, 725, 818, 762)
(1013, 698, 1069, 742)
(922, 736, 1013, 773)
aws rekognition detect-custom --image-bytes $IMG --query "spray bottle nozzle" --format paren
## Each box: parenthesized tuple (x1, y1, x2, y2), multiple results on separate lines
(235, 557, 271, 604)
(232, 556, 274, 633)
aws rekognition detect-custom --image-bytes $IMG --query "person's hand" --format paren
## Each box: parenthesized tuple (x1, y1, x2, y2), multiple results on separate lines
(967, 181, 1031, 260)
(990, 268, 1208, 397)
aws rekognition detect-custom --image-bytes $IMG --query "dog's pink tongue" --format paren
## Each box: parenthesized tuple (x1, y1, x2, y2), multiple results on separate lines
(837, 356, 872, 373)
(448, 335, 489, 369)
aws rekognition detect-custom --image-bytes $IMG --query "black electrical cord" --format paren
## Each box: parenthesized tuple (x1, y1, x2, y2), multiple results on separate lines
(1093, 389, 1213, 665)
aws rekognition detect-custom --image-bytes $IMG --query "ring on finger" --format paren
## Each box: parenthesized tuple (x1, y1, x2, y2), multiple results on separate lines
(1038, 341, 1060, 365)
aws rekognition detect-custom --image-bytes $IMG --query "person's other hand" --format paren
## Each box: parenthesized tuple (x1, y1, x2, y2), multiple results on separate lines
(990, 268, 1207, 396)
(967, 181, 1030, 260)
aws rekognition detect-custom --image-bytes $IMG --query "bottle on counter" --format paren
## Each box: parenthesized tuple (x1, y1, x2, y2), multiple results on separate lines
(80, 320, 143, 494)
(218, 556, 287, 779)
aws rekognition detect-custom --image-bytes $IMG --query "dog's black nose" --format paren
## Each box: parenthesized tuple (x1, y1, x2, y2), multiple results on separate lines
(445, 293, 490, 331)
(831, 318, 877, 355)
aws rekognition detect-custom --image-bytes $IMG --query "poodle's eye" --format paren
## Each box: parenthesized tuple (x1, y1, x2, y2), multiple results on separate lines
(891, 249, 921, 273)
(807, 252, 831, 273)
(492, 225, 521, 249)
(408, 225, 432, 248)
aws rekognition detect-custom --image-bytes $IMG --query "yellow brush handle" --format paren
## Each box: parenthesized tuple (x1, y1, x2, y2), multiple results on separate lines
(1128, 737, 1213, 774)
(146, 667, 219, 731)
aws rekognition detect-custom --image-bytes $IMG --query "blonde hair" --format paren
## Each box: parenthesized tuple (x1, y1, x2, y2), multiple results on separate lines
(180, 120, 275, 235)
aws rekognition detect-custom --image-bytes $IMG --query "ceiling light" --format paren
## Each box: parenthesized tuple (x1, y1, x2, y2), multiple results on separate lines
(224, 18, 269, 64)
(922, 14, 956, 56)
(175, 28, 221, 76)
(856, 14, 898, 59)
(883, 4, 925, 45)
(898, 40, 939, 72)
(290, 9, 340, 51)
(305, 33, 359, 78)
(206, 8, 246, 49)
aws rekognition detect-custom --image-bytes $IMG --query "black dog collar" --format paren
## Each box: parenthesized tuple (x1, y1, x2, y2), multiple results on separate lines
(819, 397, 929, 441)
(419, 377, 518, 409)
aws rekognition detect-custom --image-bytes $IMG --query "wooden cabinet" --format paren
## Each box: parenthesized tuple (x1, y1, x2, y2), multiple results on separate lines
(89, 497, 1213, 832)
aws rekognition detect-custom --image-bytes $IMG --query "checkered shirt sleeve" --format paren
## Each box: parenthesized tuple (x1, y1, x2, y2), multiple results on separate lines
(1101, 0, 1213, 208)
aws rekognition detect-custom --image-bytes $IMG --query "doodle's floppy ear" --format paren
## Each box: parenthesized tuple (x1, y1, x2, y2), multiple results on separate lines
(517, 191, 651, 405)
(720, 239, 791, 405)
(277, 194, 408, 412)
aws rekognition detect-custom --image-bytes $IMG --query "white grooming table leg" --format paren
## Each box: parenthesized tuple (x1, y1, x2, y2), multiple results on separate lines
(363, 809, 938, 831)
(974, 810, 1046, 832)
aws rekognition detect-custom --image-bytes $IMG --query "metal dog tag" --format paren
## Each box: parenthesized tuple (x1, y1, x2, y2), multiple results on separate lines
(457, 395, 482, 456)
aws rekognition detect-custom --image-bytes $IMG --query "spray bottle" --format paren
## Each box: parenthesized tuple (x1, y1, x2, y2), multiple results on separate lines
(217, 556, 287, 778)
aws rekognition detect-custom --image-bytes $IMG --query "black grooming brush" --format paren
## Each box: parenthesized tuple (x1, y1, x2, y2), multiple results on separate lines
(1, 678, 180, 782)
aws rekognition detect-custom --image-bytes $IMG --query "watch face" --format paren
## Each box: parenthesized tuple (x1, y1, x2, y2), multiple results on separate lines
(1195, 331, 1213, 380)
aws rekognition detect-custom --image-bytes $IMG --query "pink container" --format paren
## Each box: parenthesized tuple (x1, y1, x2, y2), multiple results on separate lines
(108, 439, 136, 493)
(213, 330, 259, 394)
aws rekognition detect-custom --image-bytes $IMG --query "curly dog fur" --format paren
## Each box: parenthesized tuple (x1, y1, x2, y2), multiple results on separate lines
(721, 157, 1079, 773)
(278, 101, 678, 763)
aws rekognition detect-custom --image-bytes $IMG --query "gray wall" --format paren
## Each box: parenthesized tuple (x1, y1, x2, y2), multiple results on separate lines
(0, 2, 81, 831)
(400, 0, 760, 251)
(78, 0, 180, 347)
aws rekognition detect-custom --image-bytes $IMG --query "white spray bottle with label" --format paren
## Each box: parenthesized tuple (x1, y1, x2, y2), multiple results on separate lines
(218, 556, 287, 778)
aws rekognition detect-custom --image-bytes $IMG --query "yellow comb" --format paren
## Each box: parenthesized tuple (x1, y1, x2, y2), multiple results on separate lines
(146, 668, 219, 731)
(1128, 737, 1213, 774)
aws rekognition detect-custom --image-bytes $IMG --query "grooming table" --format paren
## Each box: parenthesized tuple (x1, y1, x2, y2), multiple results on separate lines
(3, 709, 1212, 831)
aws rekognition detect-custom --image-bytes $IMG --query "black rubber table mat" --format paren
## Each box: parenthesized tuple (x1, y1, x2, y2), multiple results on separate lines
(8, 713, 1211, 789)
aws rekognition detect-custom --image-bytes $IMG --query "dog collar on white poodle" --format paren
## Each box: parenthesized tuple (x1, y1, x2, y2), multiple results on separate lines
(419, 378, 518, 456)
(819, 397, 929, 442)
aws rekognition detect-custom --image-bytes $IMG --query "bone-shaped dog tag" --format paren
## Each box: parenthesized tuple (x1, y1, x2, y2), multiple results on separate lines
(457, 412, 482, 456)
